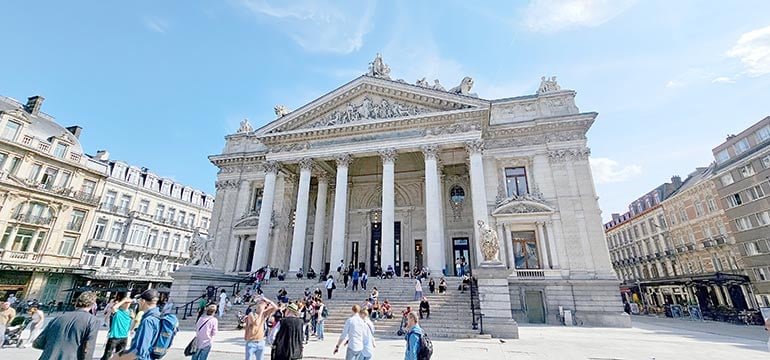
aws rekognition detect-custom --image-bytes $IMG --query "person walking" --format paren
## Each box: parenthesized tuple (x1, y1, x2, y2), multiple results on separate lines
(343, 268, 350, 290)
(245, 298, 278, 360)
(192, 304, 219, 360)
(361, 271, 368, 291)
(334, 304, 367, 360)
(414, 278, 423, 301)
(272, 303, 304, 360)
(24, 305, 45, 346)
(100, 296, 133, 360)
(403, 312, 424, 360)
(32, 291, 101, 360)
(359, 308, 375, 360)
(111, 289, 162, 360)
(197, 295, 207, 320)
(316, 299, 326, 341)
(218, 290, 227, 318)
(325, 275, 336, 300)
(0, 301, 16, 347)
(351, 268, 360, 291)
(455, 258, 462, 277)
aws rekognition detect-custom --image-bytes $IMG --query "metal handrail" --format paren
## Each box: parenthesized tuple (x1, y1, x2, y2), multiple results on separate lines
(174, 274, 255, 320)
(469, 275, 483, 334)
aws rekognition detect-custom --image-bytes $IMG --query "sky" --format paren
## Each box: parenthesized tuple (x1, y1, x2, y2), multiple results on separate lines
(2, 0, 769, 221)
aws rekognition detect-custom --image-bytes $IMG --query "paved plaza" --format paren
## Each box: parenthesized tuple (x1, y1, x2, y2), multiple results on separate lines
(2, 316, 768, 359)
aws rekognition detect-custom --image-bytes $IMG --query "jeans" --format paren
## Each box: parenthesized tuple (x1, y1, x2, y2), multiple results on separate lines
(245, 340, 265, 360)
(100, 337, 128, 360)
(345, 348, 363, 360)
(327, 289, 333, 299)
(192, 345, 211, 360)
(352, 279, 359, 291)
(317, 319, 325, 340)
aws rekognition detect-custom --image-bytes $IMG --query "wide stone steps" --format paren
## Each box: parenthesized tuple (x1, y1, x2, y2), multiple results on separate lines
(178, 277, 481, 338)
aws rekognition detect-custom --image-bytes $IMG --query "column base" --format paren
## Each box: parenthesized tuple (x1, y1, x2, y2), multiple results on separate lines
(474, 267, 519, 339)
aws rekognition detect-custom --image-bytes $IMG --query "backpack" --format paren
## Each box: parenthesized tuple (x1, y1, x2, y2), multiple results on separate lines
(409, 328, 433, 360)
(321, 306, 329, 318)
(150, 313, 179, 359)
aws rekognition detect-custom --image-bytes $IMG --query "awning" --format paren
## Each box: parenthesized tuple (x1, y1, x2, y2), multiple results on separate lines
(638, 272, 750, 287)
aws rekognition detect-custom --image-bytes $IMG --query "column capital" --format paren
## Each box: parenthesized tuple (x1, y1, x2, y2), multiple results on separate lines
(298, 157, 315, 171)
(335, 154, 352, 168)
(379, 148, 398, 163)
(421, 144, 439, 160)
(316, 170, 330, 183)
(464, 140, 484, 155)
(262, 161, 281, 174)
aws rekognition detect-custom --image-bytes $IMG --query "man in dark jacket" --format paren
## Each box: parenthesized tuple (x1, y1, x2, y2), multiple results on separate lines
(33, 291, 102, 360)
(272, 303, 304, 360)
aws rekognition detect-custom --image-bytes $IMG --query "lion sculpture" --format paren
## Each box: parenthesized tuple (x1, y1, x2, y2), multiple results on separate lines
(448, 76, 478, 97)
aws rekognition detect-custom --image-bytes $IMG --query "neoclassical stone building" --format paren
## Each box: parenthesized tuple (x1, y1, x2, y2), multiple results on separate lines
(207, 56, 627, 328)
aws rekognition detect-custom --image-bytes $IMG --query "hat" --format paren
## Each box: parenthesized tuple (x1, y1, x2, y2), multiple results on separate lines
(139, 289, 159, 302)
(287, 303, 299, 314)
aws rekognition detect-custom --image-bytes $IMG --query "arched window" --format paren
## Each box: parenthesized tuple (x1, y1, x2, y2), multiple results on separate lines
(449, 185, 465, 205)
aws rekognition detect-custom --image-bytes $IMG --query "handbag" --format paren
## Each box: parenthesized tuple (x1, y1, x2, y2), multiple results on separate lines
(184, 318, 211, 356)
(332, 282, 337, 290)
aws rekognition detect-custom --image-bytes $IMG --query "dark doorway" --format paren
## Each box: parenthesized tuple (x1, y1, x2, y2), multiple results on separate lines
(370, 222, 382, 274)
(452, 238, 470, 276)
(525, 291, 546, 323)
(414, 240, 424, 271)
(246, 240, 256, 272)
(351, 241, 359, 268)
(394, 222, 401, 276)
(728, 285, 748, 311)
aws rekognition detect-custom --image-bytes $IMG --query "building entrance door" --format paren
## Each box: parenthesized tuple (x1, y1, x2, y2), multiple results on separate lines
(351, 241, 359, 269)
(246, 240, 255, 272)
(41, 275, 62, 304)
(452, 238, 470, 276)
(370, 222, 381, 274)
(525, 291, 546, 323)
(414, 240, 424, 271)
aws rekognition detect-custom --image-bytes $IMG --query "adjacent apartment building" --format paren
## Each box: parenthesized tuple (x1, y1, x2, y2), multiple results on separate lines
(711, 116, 770, 307)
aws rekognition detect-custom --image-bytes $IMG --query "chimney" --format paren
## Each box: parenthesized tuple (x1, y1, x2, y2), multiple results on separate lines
(94, 150, 110, 161)
(25, 95, 45, 115)
(66, 126, 82, 139)
(671, 175, 682, 188)
(611, 213, 620, 221)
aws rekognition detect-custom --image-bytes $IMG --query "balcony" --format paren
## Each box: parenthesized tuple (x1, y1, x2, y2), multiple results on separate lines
(516, 269, 545, 278)
(71, 191, 100, 206)
(86, 238, 108, 249)
(0, 249, 41, 263)
(66, 221, 83, 232)
(99, 203, 129, 215)
(13, 213, 53, 226)
(686, 244, 696, 251)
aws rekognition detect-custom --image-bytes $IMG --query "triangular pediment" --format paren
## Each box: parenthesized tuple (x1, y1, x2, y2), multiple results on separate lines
(256, 76, 489, 136)
(492, 199, 555, 215)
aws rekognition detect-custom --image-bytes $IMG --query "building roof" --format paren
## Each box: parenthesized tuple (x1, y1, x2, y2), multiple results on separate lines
(0, 95, 84, 156)
(667, 165, 715, 197)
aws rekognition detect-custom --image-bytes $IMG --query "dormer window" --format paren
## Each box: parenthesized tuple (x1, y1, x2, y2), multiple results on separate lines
(53, 142, 68, 158)
(1, 121, 21, 141)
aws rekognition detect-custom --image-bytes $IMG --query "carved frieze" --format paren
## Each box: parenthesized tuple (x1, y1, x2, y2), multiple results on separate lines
(301, 96, 433, 130)
(215, 179, 239, 190)
(425, 122, 481, 136)
(547, 148, 591, 163)
(269, 142, 310, 153)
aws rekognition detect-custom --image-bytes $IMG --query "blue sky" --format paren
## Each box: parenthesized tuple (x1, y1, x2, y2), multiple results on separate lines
(2, 1, 769, 220)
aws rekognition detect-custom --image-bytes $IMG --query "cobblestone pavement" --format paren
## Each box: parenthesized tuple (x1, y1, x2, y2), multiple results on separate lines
(2, 315, 768, 359)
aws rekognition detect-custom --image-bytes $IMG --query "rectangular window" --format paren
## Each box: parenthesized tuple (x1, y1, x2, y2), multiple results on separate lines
(57, 236, 77, 256)
(57, 170, 70, 187)
(178, 211, 186, 225)
(40, 167, 58, 188)
(707, 198, 717, 212)
(68, 210, 86, 231)
(148, 230, 159, 248)
(80, 179, 96, 195)
(734, 138, 750, 154)
(694, 201, 704, 217)
(138, 199, 150, 214)
(727, 193, 743, 208)
(53, 142, 68, 158)
(762, 155, 770, 169)
(155, 205, 165, 221)
(103, 190, 117, 208)
(756, 125, 770, 142)
(109, 223, 122, 242)
(511, 231, 539, 269)
(740, 164, 755, 178)
(92, 218, 107, 239)
(129, 225, 148, 245)
(0, 153, 6, 171)
(735, 217, 753, 231)
(680, 209, 688, 222)
(119, 195, 131, 212)
(748, 185, 766, 201)
(168, 208, 176, 223)
(755, 268, 768, 281)
(28, 163, 42, 181)
(720, 173, 734, 186)
(1, 121, 21, 141)
(33, 231, 45, 252)
(504, 167, 528, 197)
(201, 217, 209, 229)
(172, 234, 181, 251)
(8, 157, 21, 175)
(745, 242, 760, 256)
(757, 211, 770, 226)
(188, 214, 196, 228)
(716, 150, 730, 164)
(712, 255, 723, 272)
(160, 232, 170, 249)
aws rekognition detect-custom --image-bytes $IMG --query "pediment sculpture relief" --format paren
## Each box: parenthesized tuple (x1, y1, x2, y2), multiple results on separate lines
(301, 96, 433, 129)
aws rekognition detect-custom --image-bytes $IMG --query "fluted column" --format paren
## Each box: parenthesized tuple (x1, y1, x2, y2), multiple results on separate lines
(251, 161, 279, 271)
(329, 154, 351, 274)
(289, 158, 314, 272)
(466, 140, 491, 265)
(380, 148, 397, 271)
(310, 173, 329, 273)
(233, 235, 245, 272)
(226, 180, 252, 272)
(422, 145, 446, 273)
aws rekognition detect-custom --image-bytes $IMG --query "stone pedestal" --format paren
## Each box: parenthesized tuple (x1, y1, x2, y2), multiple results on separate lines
(170, 266, 243, 306)
(475, 264, 519, 339)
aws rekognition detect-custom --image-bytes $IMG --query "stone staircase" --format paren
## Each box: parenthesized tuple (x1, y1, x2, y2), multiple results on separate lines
(178, 276, 483, 339)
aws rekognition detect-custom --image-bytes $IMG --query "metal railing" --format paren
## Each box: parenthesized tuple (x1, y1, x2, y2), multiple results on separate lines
(469, 275, 483, 334)
(175, 274, 255, 320)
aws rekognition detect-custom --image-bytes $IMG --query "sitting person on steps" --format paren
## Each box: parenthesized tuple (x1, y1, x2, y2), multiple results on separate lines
(419, 297, 430, 319)
(382, 300, 393, 319)
(438, 277, 448, 294)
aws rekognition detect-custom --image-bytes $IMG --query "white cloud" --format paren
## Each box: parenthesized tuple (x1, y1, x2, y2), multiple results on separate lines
(144, 17, 169, 33)
(711, 76, 735, 84)
(522, 0, 636, 33)
(238, 0, 376, 54)
(727, 25, 770, 77)
(665, 80, 684, 89)
(590, 157, 642, 184)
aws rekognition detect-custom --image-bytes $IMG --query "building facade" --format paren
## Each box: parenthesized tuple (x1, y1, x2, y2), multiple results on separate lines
(712, 116, 770, 307)
(0, 95, 107, 304)
(79, 153, 214, 291)
(205, 55, 628, 329)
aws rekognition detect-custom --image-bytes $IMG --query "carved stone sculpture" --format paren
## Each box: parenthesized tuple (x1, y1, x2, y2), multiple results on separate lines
(303, 97, 430, 129)
(416, 77, 430, 87)
(367, 53, 391, 79)
(448, 77, 478, 97)
(477, 220, 500, 262)
(274, 105, 290, 118)
(237, 119, 253, 133)
(537, 76, 562, 94)
(432, 79, 445, 91)
(189, 232, 214, 267)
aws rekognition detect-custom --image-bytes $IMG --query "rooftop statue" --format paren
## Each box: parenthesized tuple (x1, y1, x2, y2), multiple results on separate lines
(237, 118, 253, 133)
(448, 76, 478, 97)
(416, 77, 430, 87)
(537, 76, 562, 94)
(367, 53, 391, 79)
(432, 79, 445, 91)
(274, 104, 289, 118)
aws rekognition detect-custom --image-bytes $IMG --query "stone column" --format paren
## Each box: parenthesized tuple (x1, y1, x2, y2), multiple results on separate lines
(545, 221, 560, 269)
(310, 173, 329, 274)
(251, 161, 279, 271)
(329, 154, 351, 274)
(225, 180, 252, 272)
(380, 148, 397, 272)
(535, 221, 549, 269)
(232, 235, 243, 272)
(465, 140, 492, 265)
(289, 158, 314, 272)
(503, 223, 516, 271)
(422, 145, 446, 274)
